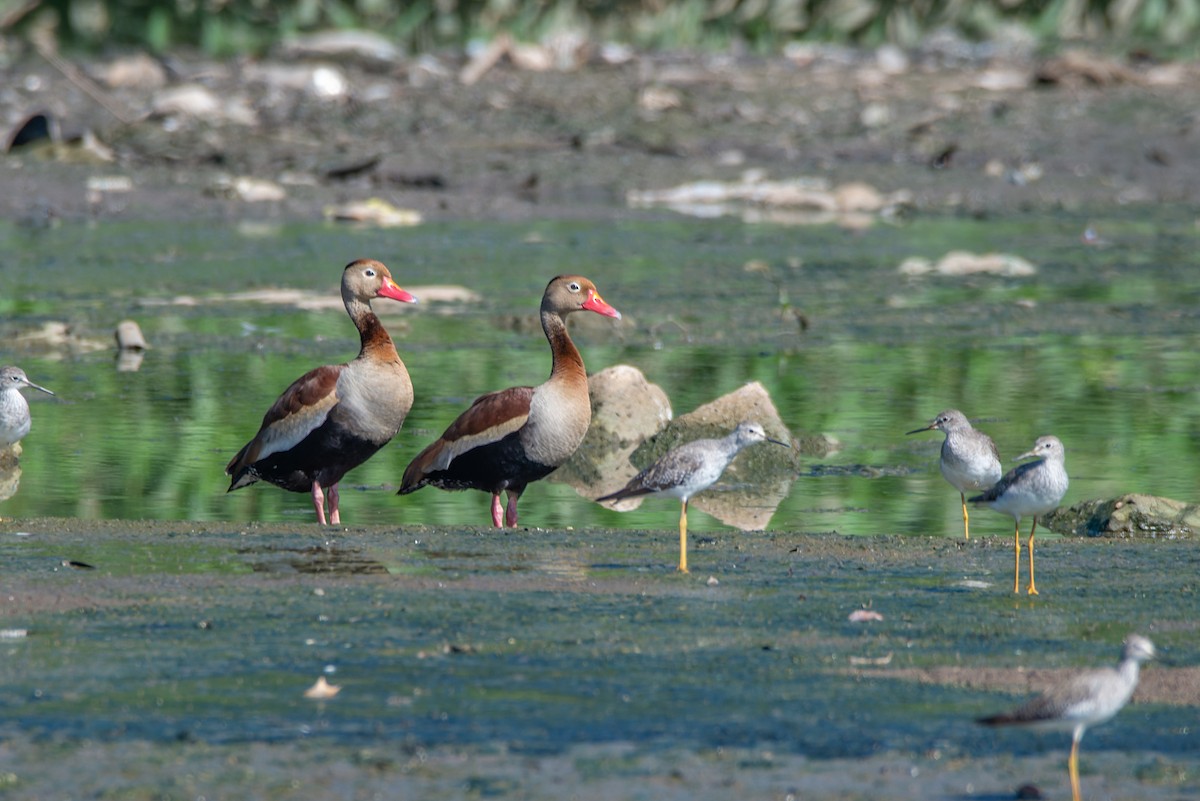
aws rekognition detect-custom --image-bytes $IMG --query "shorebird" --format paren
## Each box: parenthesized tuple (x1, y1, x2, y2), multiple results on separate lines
(399, 275, 620, 528)
(970, 435, 1068, 595)
(596, 421, 790, 573)
(227, 259, 418, 525)
(0, 366, 55, 451)
(978, 634, 1156, 801)
(907, 409, 1001, 539)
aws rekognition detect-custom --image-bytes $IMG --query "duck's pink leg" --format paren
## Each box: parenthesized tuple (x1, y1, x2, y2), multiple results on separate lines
(311, 480, 329, 525)
(328, 483, 341, 525)
(505, 491, 520, 527)
(491, 493, 504, 528)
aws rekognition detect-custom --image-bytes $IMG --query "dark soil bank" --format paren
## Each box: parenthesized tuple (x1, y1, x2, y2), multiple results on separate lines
(4, 44, 1200, 224)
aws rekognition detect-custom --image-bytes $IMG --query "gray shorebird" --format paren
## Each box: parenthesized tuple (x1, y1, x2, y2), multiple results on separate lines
(907, 409, 1001, 540)
(970, 435, 1068, 595)
(596, 421, 790, 573)
(978, 634, 1155, 801)
(0, 366, 55, 451)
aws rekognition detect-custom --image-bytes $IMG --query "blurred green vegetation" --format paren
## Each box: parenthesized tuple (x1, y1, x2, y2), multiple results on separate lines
(6, 0, 1200, 55)
(3, 213, 1200, 534)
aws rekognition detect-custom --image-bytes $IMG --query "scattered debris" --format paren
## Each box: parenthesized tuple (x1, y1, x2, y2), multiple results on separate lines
(277, 30, 403, 69)
(86, 175, 131, 206)
(1036, 50, 1141, 87)
(9, 322, 109, 355)
(639, 85, 683, 112)
(628, 173, 912, 226)
(209, 176, 287, 203)
(153, 85, 258, 126)
(98, 53, 168, 90)
(303, 676, 341, 699)
(898, 251, 1037, 277)
(952, 580, 992, 590)
(848, 609, 884, 622)
(322, 198, 422, 227)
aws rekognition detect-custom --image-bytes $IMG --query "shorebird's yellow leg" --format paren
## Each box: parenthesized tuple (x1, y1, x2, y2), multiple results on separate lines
(960, 492, 970, 540)
(678, 500, 690, 573)
(1012, 521, 1022, 594)
(1026, 519, 1039, 595)
(1068, 734, 1082, 801)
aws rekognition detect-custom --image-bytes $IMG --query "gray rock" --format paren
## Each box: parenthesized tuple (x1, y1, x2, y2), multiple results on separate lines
(1044, 493, 1199, 539)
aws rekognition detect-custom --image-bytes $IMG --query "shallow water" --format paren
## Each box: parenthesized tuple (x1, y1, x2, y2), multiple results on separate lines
(3, 213, 1200, 535)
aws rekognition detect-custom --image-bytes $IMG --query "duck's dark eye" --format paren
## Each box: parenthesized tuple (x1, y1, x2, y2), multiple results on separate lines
(568, 281, 581, 292)
(364, 268, 376, 278)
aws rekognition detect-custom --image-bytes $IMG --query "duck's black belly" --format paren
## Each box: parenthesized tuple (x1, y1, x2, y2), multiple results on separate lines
(426, 431, 555, 495)
(252, 420, 386, 493)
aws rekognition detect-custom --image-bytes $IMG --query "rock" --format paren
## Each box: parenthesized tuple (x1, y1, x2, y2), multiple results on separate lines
(0, 459, 20, 502)
(9, 322, 108, 355)
(589, 365, 673, 440)
(114, 320, 148, 350)
(670, 382, 792, 448)
(555, 365, 672, 499)
(1045, 494, 1199, 539)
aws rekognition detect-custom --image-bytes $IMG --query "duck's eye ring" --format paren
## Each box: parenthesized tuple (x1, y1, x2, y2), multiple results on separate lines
(568, 281, 581, 292)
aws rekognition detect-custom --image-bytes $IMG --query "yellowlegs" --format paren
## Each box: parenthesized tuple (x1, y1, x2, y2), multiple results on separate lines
(970, 435, 1068, 595)
(596, 421, 790, 573)
(0, 366, 55, 451)
(907, 409, 1001, 539)
(978, 634, 1155, 801)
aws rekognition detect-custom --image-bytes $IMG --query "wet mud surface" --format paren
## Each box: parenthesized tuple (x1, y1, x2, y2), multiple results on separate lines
(2, 519, 1197, 799)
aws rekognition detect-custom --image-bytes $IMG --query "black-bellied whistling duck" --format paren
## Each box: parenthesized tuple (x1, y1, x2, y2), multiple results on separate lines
(226, 259, 417, 525)
(398, 275, 620, 527)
